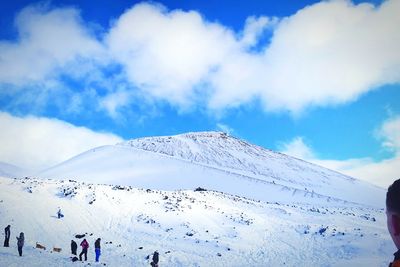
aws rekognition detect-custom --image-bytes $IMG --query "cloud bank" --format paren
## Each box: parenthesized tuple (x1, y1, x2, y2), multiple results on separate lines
(0, 4, 104, 86)
(280, 116, 400, 188)
(0, 112, 123, 170)
(0, 0, 399, 115)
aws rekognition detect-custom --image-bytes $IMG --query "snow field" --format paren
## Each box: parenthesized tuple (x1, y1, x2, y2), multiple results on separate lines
(0, 176, 394, 266)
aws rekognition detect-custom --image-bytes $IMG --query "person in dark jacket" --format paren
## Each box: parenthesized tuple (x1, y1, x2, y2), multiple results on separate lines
(94, 238, 101, 262)
(79, 239, 89, 261)
(4, 225, 10, 247)
(387, 179, 400, 267)
(16, 232, 24, 256)
(151, 250, 159, 267)
(71, 240, 77, 255)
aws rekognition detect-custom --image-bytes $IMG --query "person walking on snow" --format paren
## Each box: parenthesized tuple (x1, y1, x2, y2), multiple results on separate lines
(57, 208, 64, 219)
(71, 240, 77, 255)
(4, 225, 10, 247)
(16, 232, 24, 256)
(79, 239, 89, 261)
(94, 238, 101, 262)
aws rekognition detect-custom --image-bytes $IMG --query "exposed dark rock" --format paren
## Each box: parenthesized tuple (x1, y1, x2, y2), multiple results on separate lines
(194, 187, 207, 192)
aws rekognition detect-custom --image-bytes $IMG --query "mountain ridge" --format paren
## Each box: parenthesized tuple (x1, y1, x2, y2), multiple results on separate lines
(37, 131, 384, 208)
(119, 131, 358, 183)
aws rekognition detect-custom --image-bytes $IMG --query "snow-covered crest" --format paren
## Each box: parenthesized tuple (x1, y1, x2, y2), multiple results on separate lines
(39, 131, 384, 208)
(120, 131, 354, 185)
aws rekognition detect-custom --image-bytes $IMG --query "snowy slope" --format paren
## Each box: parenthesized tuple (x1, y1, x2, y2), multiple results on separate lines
(0, 162, 28, 178)
(0, 177, 394, 266)
(39, 132, 384, 208)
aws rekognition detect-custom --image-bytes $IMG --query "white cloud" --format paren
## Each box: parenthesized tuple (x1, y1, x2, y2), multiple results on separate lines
(258, 0, 400, 112)
(106, 0, 400, 114)
(106, 3, 237, 108)
(216, 123, 234, 134)
(240, 16, 274, 48)
(278, 137, 315, 160)
(341, 156, 400, 189)
(0, 4, 104, 86)
(99, 89, 133, 119)
(1, 0, 400, 116)
(378, 116, 400, 151)
(279, 116, 400, 188)
(0, 112, 123, 170)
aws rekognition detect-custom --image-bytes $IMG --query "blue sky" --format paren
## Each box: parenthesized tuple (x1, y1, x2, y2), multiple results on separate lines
(0, 0, 399, 187)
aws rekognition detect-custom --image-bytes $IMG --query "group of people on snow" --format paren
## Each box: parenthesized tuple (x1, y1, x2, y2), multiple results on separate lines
(2, 208, 101, 263)
(57, 208, 102, 262)
(2, 207, 149, 264)
(2, 224, 101, 262)
(3, 222, 159, 265)
(70, 238, 101, 262)
(3, 225, 24, 257)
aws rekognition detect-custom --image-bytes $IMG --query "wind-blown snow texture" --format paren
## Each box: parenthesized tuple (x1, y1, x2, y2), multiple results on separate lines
(0, 131, 393, 266)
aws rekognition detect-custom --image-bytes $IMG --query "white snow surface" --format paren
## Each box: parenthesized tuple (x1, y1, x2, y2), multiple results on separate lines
(0, 176, 394, 266)
(0, 131, 393, 266)
(39, 132, 384, 208)
(0, 162, 28, 178)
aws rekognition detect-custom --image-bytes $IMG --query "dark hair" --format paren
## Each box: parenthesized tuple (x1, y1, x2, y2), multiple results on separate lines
(387, 179, 400, 213)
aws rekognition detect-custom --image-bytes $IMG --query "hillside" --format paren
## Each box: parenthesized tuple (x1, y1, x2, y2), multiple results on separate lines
(0, 176, 394, 266)
(0, 162, 28, 178)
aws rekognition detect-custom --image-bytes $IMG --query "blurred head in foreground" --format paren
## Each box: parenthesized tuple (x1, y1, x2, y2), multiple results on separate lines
(387, 179, 400, 250)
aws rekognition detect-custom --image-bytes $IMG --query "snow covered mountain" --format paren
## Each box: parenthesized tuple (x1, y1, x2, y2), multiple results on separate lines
(0, 132, 394, 266)
(39, 131, 384, 208)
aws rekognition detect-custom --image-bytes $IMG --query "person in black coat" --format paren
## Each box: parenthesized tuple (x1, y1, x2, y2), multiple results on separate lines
(71, 240, 77, 255)
(151, 251, 159, 267)
(16, 232, 24, 256)
(4, 225, 10, 247)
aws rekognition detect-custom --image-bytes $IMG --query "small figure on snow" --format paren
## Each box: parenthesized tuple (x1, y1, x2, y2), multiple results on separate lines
(57, 207, 64, 219)
(79, 238, 89, 261)
(4, 225, 10, 247)
(150, 250, 159, 267)
(71, 240, 77, 255)
(16, 232, 24, 256)
(94, 238, 101, 262)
